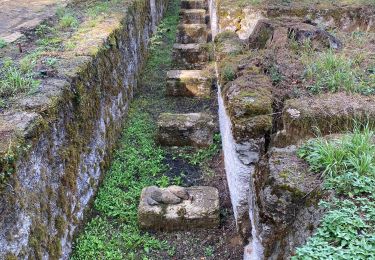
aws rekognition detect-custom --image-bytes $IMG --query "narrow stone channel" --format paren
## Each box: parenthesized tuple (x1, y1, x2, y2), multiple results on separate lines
(72, 0, 243, 258)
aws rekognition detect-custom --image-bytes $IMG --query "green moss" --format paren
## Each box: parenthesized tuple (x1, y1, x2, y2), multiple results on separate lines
(277, 184, 306, 199)
(29, 223, 48, 259)
(231, 88, 273, 117)
(4, 253, 17, 260)
(55, 215, 67, 237)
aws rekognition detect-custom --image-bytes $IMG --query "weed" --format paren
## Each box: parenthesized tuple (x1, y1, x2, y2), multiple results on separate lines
(86, 2, 110, 18)
(222, 65, 236, 82)
(44, 57, 58, 67)
(0, 39, 7, 49)
(304, 50, 374, 94)
(64, 41, 76, 50)
(0, 58, 39, 98)
(35, 24, 55, 37)
(57, 8, 79, 29)
(167, 246, 176, 256)
(204, 246, 214, 257)
(294, 125, 375, 259)
(268, 64, 283, 84)
(178, 134, 221, 166)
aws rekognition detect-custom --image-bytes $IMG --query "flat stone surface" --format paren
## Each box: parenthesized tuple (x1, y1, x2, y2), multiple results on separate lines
(180, 9, 207, 24)
(166, 70, 212, 97)
(157, 112, 215, 147)
(0, 0, 67, 42)
(273, 93, 375, 147)
(172, 43, 209, 69)
(138, 186, 220, 231)
(176, 24, 207, 44)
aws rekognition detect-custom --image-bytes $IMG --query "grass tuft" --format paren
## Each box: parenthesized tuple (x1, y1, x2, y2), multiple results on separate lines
(0, 58, 39, 98)
(304, 50, 374, 95)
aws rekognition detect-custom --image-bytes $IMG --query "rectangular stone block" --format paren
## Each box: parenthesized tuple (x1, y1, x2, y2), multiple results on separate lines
(138, 186, 220, 231)
(180, 9, 207, 24)
(181, 0, 207, 10)
(172, 43, 209, 69)
(166, 70, 211, 97)
(176, 24, 207, 44)
(157, 112, 215, 147)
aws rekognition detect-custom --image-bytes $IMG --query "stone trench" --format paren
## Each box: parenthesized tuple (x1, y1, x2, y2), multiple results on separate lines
(1, 0, 375, 259)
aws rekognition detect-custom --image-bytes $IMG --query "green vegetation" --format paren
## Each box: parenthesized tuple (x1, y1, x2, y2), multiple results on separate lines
(204, 246, 214, 257)
(57, 7, 79, 29)
(177, 134, 221, 166)
(268, 64, 283, 85)
(0, 39, 7, 49)
(71, 108, 170, 259)
(0, 58, 39, 99)
(222, 64, 236, 82)
(72, 1, 181, 258)
(294, 125, 375, 259)
(304, 50, 374, 95)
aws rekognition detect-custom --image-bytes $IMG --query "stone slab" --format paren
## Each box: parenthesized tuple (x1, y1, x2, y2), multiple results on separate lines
(180, 9, 207, 24)
(176, 24, 207, 44)
(138, 186, 220, 231)
(273, 93, 375, 147)
(181, 0, 207, 10)
(166, 69, 212, 97)
(172, 43, 209, 69)
(157, 112, 215, 147)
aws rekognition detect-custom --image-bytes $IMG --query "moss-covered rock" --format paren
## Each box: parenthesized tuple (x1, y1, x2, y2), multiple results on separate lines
(254, 145, 326, 259)
(222, 73, 273, 142)
(274, 93, 375, 147)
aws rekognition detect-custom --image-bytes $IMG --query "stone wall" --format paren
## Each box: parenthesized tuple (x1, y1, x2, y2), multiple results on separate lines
(0, 0, 168, 258)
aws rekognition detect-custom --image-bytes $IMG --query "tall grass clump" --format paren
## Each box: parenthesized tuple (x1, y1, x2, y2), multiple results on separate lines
(0, 58, 39, 98)
(304, 51, 374, 95)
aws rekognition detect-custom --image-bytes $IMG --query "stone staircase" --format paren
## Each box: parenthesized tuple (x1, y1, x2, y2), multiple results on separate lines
(138, 0, 219, 232)
(159, 0, 214, 147)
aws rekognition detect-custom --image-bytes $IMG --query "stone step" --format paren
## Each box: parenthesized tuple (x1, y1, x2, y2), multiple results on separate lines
(176, 24, 207, 44)
(172, 43, 209, 69)
(138, 185, 220, 231)
(157, 112, 215, 147)
(166, 70, 212, 97)
(180, 9, 207, 24)
(181, 0, 207, 10)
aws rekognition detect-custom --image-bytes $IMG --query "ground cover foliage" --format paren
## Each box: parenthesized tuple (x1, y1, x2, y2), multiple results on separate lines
(70, 0, 215, 258)
(294, 125, 375, 259)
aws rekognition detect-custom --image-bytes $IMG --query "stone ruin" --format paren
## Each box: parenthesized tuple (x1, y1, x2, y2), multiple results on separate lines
(138, 185, 220, 231)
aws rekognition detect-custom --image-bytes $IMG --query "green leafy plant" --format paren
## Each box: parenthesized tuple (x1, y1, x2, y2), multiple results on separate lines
(57, 7, 79, 29)
(0, 38, 7, 49)
(178, 134, 221, 166)
(268, 64, 283, 84)
(204, 246, 214, 257)
(222, 65, 236, 82)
